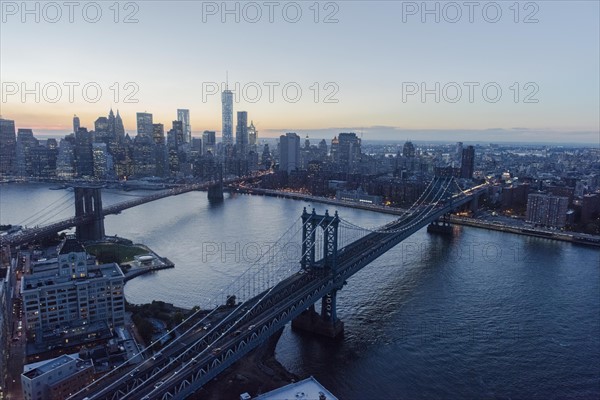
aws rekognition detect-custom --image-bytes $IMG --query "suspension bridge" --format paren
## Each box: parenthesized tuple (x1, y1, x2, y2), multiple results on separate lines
(0, 172, 267, 248)
(59, 176, 487, 400)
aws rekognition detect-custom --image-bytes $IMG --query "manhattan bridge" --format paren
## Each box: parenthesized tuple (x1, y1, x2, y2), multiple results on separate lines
(13, 176, 486, 400)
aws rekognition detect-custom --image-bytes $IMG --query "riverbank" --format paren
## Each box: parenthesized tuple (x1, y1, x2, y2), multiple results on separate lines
(235, 187, 600, 248)
(449, 216, 600, 247)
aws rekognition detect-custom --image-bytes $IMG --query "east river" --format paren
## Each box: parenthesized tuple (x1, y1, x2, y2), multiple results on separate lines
(1, 183, 599, 399)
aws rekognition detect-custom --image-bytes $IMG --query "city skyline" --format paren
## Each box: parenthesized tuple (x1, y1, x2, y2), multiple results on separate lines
(1, 1, 598, 143)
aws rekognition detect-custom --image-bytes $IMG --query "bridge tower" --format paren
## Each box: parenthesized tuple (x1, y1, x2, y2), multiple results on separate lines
(207, 162, 224, 202)
(292, 208, 344, 338)
(74, 185, 105, 242)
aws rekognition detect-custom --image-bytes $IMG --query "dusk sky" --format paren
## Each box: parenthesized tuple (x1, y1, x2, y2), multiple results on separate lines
(1, 1, 599, 143)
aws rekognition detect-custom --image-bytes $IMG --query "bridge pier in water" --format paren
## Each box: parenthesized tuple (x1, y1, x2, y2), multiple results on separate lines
(427, 213, 453, 235)
(292, 208, 345, 338)
(207, 165, 224, 202)
(74, 185, 105, 242)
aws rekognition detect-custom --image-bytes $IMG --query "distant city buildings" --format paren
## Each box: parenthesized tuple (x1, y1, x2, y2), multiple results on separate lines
(236, 111, 249, 157)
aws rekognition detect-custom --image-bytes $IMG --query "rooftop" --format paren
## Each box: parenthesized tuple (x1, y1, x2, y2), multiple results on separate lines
(22, 263, 123, 290)
(23, 354, 76, 379)
(253, 376, 338, 400)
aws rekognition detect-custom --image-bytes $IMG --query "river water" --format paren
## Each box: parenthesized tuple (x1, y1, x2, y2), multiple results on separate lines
(2, 183, 599, 399)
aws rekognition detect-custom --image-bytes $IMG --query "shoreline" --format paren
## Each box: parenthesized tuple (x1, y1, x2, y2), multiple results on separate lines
(234, 187, 600, 248)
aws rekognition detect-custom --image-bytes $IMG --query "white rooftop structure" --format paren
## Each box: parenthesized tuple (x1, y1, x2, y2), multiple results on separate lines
(253, 376, 338, 400)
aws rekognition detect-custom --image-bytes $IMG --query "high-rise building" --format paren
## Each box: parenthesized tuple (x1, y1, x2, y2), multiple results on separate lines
(203, 131, 216, 155)
(56, 139, 75, 179)
(236, 111, 248, 156)
(73, 115, 80, 134)
(460, 145, 475, 179)
(334, 133, 361, 173)
(177, 109, 191, 144)
(221, 88, 234, 147)
(280, 132, 300, 173)
(75, 128, 94, 177)
(136, 112, 153, 137)
(455, 142, 464, 164)
(526, 193, 569, 228)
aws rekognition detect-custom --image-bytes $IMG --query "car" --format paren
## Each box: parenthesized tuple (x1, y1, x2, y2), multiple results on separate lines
(154, 381, 164, 388)
(248, 325, 256, 331)
(211, 347, 222, 355)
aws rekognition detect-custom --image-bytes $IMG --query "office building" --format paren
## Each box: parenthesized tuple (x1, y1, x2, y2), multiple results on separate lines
(279, 132, 300, 173)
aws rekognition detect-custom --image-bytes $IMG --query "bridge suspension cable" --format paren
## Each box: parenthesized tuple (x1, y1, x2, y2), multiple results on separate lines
(338, 177, 457, 235)
(17, 191, 72, 226)
(69, 214, 311, 399)
(133, 215, 340, 400)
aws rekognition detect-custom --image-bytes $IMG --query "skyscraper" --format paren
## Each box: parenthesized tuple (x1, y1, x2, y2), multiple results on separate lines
(337, 133, 362, 172)
(222, 88, 234, 147)
(460, 145, 475, 179)
(0, 118, 16, 174)
(15, 129, 38, 177)
(73, 115, 80, 134)
(136, 112, 153, 137)
(280, 132, 300, 173)
(236, 111, 248, 156)
(75, 128, 94, 177)
(152, 123, 165, 145)
(248, 121, 258, 147)
(177, 109, 191, 143)
(114, 110, 125, 138)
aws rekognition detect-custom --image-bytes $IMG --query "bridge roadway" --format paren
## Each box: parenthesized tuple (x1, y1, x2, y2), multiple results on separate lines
(73, 185, 485, 400)
(0, 174, 268, 248)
